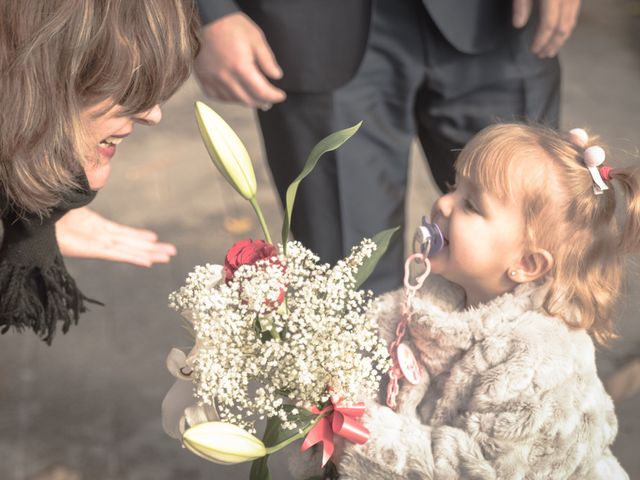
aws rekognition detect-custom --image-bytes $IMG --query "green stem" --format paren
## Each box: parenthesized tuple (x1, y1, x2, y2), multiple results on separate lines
(264, 418, 320, 455)
(270, 325, 282, 341)
(249, 196, 272, 244)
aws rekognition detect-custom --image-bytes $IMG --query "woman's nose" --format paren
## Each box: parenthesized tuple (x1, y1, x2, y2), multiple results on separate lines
(134, 105, 162, 126)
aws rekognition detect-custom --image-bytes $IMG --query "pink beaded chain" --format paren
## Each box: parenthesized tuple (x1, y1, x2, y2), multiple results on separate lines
(386, 253, 430, 409)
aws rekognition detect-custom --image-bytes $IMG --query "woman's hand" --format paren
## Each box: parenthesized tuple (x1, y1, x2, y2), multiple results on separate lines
(55, 207, 177, 267)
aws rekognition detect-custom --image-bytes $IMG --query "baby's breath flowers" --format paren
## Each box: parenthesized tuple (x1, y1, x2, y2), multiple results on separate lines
(168, 239, 390, 434)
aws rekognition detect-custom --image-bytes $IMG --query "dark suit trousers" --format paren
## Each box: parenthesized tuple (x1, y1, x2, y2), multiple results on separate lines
(258, 0, 560, 294)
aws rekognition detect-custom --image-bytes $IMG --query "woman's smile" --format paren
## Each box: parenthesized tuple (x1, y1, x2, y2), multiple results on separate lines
(82, 102, 161, 189)
(97, 133, 130, 161)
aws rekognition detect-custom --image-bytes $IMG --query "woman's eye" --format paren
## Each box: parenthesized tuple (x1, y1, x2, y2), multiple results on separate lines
(446, 182, 457, 193)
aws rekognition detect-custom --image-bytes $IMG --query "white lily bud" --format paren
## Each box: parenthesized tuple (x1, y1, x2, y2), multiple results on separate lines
(195, 101, 257, 200)
(182, 421, 267, 465)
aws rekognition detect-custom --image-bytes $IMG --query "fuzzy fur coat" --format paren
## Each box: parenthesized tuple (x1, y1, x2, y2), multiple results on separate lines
(291, 276, 628, 479)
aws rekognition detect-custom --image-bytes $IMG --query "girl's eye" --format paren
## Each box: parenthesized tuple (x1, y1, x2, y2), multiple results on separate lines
(446, 182, 457, 193)
(463, 199, 478, 213)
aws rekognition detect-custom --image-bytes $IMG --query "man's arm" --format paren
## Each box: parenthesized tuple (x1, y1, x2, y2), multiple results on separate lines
(195, 0, 239, 25)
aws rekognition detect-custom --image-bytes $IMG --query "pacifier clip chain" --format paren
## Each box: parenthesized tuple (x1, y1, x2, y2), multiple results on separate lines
(386, 252, 430, 409)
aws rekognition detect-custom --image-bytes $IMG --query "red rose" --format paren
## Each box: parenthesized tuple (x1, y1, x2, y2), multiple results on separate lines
(223, 239, 279, 282)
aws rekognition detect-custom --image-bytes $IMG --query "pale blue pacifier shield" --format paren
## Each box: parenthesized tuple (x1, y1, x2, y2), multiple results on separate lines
(412, 216, 444, 257)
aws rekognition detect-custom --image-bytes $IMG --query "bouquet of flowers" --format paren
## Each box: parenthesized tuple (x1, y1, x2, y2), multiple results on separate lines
(162, 102, 394, 479)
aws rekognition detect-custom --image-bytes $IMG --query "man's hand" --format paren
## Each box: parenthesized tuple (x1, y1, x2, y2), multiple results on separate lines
(56, 207, 177, 267)
(512, 0, 581, 58)
(194, 12, 287, 109)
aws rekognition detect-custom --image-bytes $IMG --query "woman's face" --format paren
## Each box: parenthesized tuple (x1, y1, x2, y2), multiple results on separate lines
(81, 100, 162, 189)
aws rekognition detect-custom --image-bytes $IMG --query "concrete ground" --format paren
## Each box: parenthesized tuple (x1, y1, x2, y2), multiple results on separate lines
(1, 0, 638, 478)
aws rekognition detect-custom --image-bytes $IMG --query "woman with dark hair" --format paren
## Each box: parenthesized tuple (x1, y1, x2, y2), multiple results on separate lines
(0, 0, 200, 343)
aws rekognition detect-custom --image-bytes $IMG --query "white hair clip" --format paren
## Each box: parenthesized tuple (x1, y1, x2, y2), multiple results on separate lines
(569, 128, 589, 148)
(569, 128, 609, 195)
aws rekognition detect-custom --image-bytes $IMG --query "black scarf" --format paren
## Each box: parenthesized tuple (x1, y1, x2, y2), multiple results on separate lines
(0, 175, 101, 344)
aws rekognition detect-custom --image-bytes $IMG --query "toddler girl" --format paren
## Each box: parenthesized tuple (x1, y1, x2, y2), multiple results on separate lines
(309, 124, 635, 479)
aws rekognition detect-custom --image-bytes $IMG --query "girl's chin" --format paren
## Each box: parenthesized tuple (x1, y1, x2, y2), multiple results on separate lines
(428, 253, 443, 269)
(428, 259, 449, 279)
(84, 162, 112, 189)
(430, 266, 444, 277)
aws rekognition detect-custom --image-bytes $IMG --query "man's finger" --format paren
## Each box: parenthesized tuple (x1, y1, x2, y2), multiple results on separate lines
(512, 0, 533, 28)
(538, 0, 580, 57)
(235, 67, 287, 106)
(538, 29, 568, 58)
(531, 0, 561, 55)
(254, 40, 283, 80)
(216, 70, 258, 106)
(197, 78, 228, 102)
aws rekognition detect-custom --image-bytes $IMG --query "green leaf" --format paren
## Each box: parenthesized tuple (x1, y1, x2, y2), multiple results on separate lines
(263, 406, 316, 448)
(250, 407, 318, 480)
(250, 455, 271, 480)
(354, 227, 400, 289)
(281, 122, 363, 253)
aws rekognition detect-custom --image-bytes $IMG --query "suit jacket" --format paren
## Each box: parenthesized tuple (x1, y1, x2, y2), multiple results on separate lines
(197, 0, 515, 92)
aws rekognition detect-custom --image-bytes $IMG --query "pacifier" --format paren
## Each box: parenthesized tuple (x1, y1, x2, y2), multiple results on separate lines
(412, 216, 444, 257)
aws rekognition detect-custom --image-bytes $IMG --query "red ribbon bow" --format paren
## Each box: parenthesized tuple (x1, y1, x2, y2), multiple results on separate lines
(300, 397, 370, 466)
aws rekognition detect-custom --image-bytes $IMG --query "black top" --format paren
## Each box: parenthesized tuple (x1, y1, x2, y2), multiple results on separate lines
(0, 175, 100, 344)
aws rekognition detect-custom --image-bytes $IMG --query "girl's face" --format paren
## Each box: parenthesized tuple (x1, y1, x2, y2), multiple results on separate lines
(429, 174, 526, 307)
(81, 100, 162, 189)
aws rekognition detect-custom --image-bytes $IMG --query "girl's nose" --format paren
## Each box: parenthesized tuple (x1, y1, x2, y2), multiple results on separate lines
(134, 105, 162, 125)
(432, 193, 453, 219)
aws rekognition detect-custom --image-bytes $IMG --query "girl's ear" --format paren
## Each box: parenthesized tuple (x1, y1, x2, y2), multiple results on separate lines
(509, 249, 554, 283)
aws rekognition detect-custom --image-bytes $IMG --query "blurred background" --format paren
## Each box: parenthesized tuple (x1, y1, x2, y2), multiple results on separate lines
(1, 0, 638, 478)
